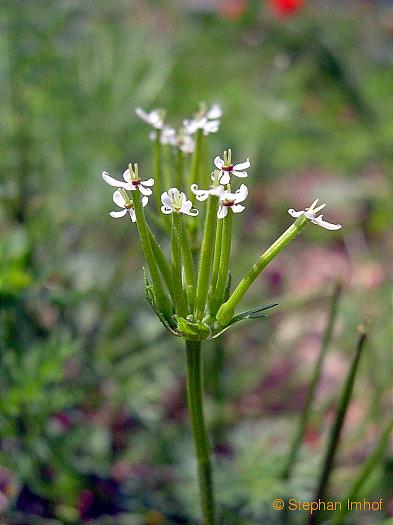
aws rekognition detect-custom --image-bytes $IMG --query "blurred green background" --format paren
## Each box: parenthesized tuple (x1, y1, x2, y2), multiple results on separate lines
(0, 1, 392, 524)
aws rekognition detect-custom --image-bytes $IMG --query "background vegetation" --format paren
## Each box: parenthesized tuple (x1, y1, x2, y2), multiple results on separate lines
(0, 1, 392, 524)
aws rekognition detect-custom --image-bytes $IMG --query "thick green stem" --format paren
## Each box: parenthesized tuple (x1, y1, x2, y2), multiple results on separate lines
(171, 213, 187, 316)
(309, 324, 368, 525)
(216, 215, 309, 326)
(282, 282, 342, 480)
(132, 190, 171, 318)
(194, 196, 219, 320)
(210, 212, 232, 315)
(185, 340, 217, 525)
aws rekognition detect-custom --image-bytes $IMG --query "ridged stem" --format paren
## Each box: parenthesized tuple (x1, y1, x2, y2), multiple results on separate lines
(171, 212, 187, 316)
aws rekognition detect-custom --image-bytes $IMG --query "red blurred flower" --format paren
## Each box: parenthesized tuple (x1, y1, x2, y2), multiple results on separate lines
(268, 0, 304, 17)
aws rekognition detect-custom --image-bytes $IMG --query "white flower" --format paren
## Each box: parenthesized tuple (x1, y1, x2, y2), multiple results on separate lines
(190, 183, 223, 201)
(103, 164, 154, 196)
(212, 149, 250, 185)
(161, 188, 199, 216)
(110, 190, 148, 221)
(135, 108, 165, 129)
(217, 184, 249, 219)
(178, 132, 195, 154)
(183, 103, 222, 136)
(288, 199, 342, 231)
(149, 125, 177, 145)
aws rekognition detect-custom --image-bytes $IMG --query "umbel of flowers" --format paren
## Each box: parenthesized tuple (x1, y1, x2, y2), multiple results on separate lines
(101, 103, 341, 525)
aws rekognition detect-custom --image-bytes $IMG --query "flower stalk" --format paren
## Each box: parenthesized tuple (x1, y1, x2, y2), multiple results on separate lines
(185, 340, 217, 525)
(216, 213, 309, 327)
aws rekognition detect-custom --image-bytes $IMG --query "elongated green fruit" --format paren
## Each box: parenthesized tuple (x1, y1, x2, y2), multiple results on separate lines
(194, 195, 219, 320)
(210, 212, 232, 314)
(171, 212, 187, 316)
(180, 218, 196, 313)
(133, 189, 171, 319)
(216, 215, 308, 326)
(147, 225, 175, 301)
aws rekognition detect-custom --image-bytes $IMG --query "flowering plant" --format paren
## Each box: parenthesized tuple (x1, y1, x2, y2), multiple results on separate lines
(102, 103, 341, 524)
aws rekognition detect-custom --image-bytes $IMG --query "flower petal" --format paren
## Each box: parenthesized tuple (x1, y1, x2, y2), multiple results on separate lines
(161, 205, 173, 215)
(139, 185, 152, 196)
(311, 215, 342, 231)
(191, 184, 209, 201)
(218, 172, 230, 185)
(233, 159, 250, 171)
(110, 209, 127, 218)
(206, 103, 223, 120)
(217, 205, 228, 219)
(141, 196, 149, 207)
(128, 209, 137, 222)
(113, 190, 126, 208)
(161, 192, 172, 208)
(142, 178, 155, 187)
(214, 156, 224, 169)
(102, 171, 129, 188)
(123, 169, 131, 183)
(231, 204, 245, 214)
(234, 184, 248, 203)
(288, 208, 304, 218)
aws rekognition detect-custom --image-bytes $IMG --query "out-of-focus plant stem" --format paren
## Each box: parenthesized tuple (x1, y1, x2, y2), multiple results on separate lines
(282, 282, 342, 480)
(332, 416, 393, 525)
(309, 323, 368, 525)
(185, 340, 217, 525)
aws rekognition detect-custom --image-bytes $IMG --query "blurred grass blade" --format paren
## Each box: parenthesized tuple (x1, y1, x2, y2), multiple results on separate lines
(282, 282, 342, 479)
(309, 323, 368, 525)
(332, 416, 393, 525)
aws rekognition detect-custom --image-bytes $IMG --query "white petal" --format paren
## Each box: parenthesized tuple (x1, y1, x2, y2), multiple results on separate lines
(206, 103, 223, 120)
(203, 120, 220, 135)
(135, 108, 149, 122)
(128, 209, 137, 222)
(217, 205, 228, 219)
(288, 208, 304, 218)
(184, 207, 199, 216)
(234, 184, 248, 203)
(214, 156, 224, 170)
(180, 200, 192, 213)
(233, 159, 250, 171)
(161, 192, 172, 208)
(113, 190, 126, 208)
(142, 178, 155, 187)
(191, 184, 209, 201)
(102, 171, 129, 189)
(304, 210, 316, 220)
(123, 169, 131, 183)
(141, 196, 149, 207)
(312, 215, 342, 231)
(139, 185, 152, 196)
(231, 204, 245, 214)
(161, 205, 173, 215)
(110, 209, 127, 218)
(218, 172, 230, 185)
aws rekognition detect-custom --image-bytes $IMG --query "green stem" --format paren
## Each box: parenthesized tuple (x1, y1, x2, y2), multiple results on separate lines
(216, 215, 309, 326)
(282, 282, 342, 480)
(210, 212, 232, 315)
(209, 218, 223, 301)
(132, 190, 171, 319)
(181, 219, 196, 313)
(194, 196, 219, 320)
(153, 131, 162, 209)
(185, 340, 217, 525)
(171, 213, 187, 316)
(189, 128, 203, 191)
(309, 324, 368, 525)
(331, 416, 393, 525)
(175, 149, 185, 189)
(147, 225, 175, 301)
